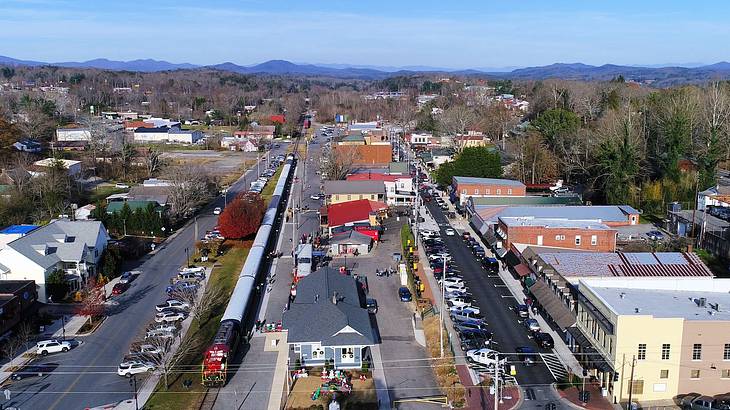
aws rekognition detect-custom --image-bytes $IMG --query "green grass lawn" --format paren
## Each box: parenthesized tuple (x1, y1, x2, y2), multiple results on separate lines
(85, 185, 125, 205)
(261, 165, 283, 205)
(145, 243, 250, 410)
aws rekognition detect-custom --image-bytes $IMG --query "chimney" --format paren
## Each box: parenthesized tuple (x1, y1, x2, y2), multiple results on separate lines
(699, 297, 707, 307)
(332, 291, 338, 305)
(620, 292, 625, 299)
(634, 308, 641, 313)
(314, 294, 319, 303)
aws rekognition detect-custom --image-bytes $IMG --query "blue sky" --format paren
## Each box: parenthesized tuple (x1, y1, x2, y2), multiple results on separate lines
(1, 0, 729, 68)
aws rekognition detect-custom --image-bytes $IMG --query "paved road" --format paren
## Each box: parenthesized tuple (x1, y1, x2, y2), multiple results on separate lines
(5, 146, 289, 410)
(422, 197, 556, 388)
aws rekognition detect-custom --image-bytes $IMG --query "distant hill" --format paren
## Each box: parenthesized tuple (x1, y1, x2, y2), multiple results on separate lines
(2, 55, 730, 85)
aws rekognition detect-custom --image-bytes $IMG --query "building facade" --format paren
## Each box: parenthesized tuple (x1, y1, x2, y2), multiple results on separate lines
(452, 176, 527, 205)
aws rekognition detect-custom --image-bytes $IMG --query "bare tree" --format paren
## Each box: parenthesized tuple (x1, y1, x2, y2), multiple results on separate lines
(190, 286, 224, 326)
(164, 165, 215, 219)
(141, 146, 163, 177)
(1, 322, 33, 360)
(145, 334, 203, 389)
(439, 105, 477, 153)
(324, 145, 361, 180)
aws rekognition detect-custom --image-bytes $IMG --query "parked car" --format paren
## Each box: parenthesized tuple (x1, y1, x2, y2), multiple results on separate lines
(112, 282, 130, 295)
(524, 318, 540, 332)
(445, 228, 456, 236)
(647, 230, 664, 241)
(115, 183, 130, 189)
(454, 319, 489, 333)
(10, 363, 58, 380)
(462, 232, 471, 241)
(443, 283, 467, 294)
(366, 298, 378, 314)
(118, 271, 135, 284)
(398, 287, 412, 302)
(155, 299, 191, 312)
(117, 361, 155, 378)
(310, 193, 323, 200)
(481, 257, 499, 273)
(459, 332, 492, 351)
(130, 344, 164, 356)
(166, 281, 199, 294)
(466, 348, 499, 367)
(145, 328, 176, 339)
(534, 332, 554, 349)
(456, 328, 493, 341)
(450, 310, 485, 323)
(515, 346, 538, 366)
(440, 277, 465, 287)
(155, 311, 187, 323)
(513, 304, 529, 319)
(213, 207, 222, 215)
(36, 340, 71, 355)
(445, 295, 473, 308)
(450, 305, 480, 315)
(177, 272, 203, 283)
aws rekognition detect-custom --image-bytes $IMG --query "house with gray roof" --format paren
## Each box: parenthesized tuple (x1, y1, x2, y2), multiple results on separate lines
(283, 267, 376, 369)
(0, 219, 109, 302)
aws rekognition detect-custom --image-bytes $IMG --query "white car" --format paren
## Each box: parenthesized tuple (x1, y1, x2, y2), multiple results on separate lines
(145, 326, 177, 339)
(155, 299, 191, 312)
(450, 305, 481, 315)
(36, 340, 71, 355)
(155, 311, 187, 323)
(466, 348, 500, 367)
(213, 207, 222, 215)
(445, 295, 472, 308)
(440, 277, 465, 287)
(420, 230, 439, 239)
(443, 283, 467, 294)
(445, 228, 456, 236)
(115, 183, 130, 189)
(117, 361, 155, 378)
(310, 193, 323, 200)
(130, 344, 164, 356)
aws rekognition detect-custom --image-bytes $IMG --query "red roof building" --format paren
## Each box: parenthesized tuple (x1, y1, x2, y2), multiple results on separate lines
(325, 199, 387, 232)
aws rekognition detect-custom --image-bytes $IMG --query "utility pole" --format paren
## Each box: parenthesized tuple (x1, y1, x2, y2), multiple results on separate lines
(494, 352, 499, 410)
(627, 355, 636, 410)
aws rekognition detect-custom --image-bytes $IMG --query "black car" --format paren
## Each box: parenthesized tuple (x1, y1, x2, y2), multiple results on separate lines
(10, 363, 58, 380)
(534, 332, 555, 349)
(513, 304, 529, 318)
(481, 257, 499, 273)
(459, 332, 491, 351)
(398, 287, 412, 302)
(366, 298, 378, 314)
(456, 328, 493, 341)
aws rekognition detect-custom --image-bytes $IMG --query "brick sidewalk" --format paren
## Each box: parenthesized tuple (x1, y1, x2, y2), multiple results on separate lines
(457, 365, 521, 410)
(558, 384, 617, 410)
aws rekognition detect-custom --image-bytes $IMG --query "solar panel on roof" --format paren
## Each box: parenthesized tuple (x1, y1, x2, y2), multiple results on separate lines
(654, 253, 689, 265)
(624, 253, 659, 265)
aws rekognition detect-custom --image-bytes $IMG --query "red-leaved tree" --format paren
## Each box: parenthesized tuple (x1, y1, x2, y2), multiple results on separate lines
(217, 193, 265, 239)
(76, 278, 106, 326)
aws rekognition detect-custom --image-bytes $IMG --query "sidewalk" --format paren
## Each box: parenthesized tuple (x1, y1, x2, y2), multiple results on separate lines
(556, 383, 617, 410)
(457, 364, 521, 410)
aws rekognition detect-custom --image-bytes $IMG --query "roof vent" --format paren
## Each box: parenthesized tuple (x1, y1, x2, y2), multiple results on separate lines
(314, 294, 319, 303)
(699, 297, 707, 307)
(634, 308, 640, 313)
(620, 292, 626, 299)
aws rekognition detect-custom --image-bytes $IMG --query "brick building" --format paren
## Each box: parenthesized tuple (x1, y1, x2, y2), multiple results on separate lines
(497, 217, 617, 252)
(451, 176, 527, 206)
(335, 144, 393, 166)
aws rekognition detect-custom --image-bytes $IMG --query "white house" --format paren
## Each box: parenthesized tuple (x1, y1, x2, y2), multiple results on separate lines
(56, 127, 91, 142)
(75, 204, 96, 221)
(134, 126, 202, 144)
(168, 129, 203, 144)
(33, 158, 82, 177)
(0, 220, 109, 302)
(409, 133, 432, 146)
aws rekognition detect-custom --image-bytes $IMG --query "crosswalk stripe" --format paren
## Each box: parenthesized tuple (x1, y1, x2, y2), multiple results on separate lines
(540, 353, 568, 381)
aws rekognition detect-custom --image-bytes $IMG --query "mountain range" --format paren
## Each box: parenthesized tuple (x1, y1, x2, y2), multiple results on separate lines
(2, 55, 730, 85)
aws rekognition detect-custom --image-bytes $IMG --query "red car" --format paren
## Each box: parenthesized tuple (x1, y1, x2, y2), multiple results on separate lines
(112, 282, 130, 295)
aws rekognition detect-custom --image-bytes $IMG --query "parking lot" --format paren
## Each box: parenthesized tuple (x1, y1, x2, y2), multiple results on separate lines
(331, 216, 443, 409)
(419, 192, 561, 387)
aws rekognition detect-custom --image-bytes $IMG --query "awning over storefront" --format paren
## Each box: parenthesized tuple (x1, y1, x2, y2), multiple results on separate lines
(483, 230, 497, 247)
(524, 276, 536, 288)
(529, 280, 576, 329)
(567, 327, 614, 373)
(513, 263, 532, 277)
(504, 250, 521, 268)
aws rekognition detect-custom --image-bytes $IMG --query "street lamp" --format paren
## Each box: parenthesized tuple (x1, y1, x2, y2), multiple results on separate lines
(129, 374, 139, 410)
(185, 247, 190, 267)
